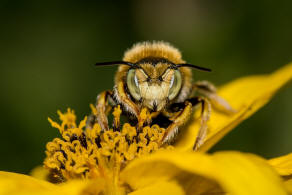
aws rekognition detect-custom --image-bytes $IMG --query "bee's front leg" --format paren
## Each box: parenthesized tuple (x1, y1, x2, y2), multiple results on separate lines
(161, 100, 193, 144)
(114, 81, 140, 122)
(87, 90, 113, 130)
(193, 80, 235, 113)
(161, 97, 211, 151)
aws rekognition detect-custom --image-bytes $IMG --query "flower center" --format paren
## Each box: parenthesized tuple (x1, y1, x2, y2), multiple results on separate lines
(44, 105, 169, 185)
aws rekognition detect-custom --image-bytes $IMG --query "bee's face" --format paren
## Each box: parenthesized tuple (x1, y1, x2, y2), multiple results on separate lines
(126, 62, 182, 111)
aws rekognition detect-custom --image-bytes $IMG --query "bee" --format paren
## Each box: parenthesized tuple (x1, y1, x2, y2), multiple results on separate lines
(90, 41, 233, 150)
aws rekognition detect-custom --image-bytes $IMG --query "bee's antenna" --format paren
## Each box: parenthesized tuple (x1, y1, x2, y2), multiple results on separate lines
(95, 61, 137, 67)
(176, 63, 211, 72)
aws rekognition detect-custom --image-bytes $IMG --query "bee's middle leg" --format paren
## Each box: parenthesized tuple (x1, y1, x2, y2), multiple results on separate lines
(192, 97, 211, 151)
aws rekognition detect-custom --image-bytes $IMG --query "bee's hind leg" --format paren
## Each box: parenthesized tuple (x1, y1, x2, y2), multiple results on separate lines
(193, 80, 235, 113)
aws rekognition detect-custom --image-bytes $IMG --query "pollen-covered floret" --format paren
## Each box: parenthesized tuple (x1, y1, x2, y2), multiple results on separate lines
(44, 106, 170, 182)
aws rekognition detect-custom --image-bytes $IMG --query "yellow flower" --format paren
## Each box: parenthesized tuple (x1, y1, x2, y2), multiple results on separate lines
(1, 63, 292, 195)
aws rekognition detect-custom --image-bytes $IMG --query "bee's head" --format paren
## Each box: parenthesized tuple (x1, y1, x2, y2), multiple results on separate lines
(126, 58, 183, 111)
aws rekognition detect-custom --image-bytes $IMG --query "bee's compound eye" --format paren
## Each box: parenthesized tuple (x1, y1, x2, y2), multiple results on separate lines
(127, 69, 141, 101)
(168, 70, 182, 100)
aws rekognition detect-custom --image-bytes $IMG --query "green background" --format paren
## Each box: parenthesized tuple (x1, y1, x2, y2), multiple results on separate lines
(0, 0, 292, 174)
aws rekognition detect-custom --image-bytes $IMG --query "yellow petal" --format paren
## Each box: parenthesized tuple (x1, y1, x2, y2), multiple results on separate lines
(284, 178, 292, 194)
(49, 180, 99, 195)
(0, 171, 55, 195)
(30, 166, 50, 181)
(175, 63, 292, 151)
(0, 171, 97, 195)
(129, 180, 185, 195)
(269, 153, 292, 176)
(121, 150, 287, 195)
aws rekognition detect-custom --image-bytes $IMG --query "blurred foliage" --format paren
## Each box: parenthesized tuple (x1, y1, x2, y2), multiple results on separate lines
(0, 0, 292, 174)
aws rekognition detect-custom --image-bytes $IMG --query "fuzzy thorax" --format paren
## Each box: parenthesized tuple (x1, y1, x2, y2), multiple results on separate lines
(123, 41, 185, 64)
